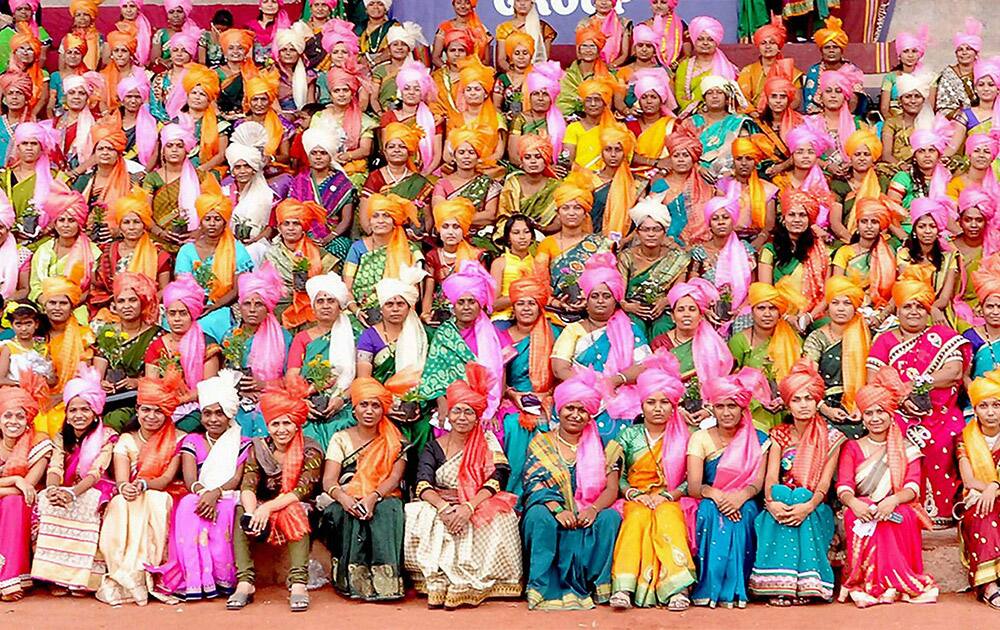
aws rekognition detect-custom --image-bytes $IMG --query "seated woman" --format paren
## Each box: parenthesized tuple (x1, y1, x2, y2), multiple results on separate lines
(227, 375, 323, 612)
(687, 370, 771, 608)
(96, 371, 186, 606)
(1, 121, 61, 234)
(803, 277, 871, 439)
(522, 369, 623, 610)
(627, 68, 678, 179)
(380, 61, 442, 175)
(838, 367, 938, 607)
(673, 16, 737, 110)
(494, 0, 554, 70)
(647, 122, 713, 244)
(969, 257, 1000, 378)
(831, 198, 898, 311)
(422, 198, 483, 327)
(31, 367, 115, 595)
(272, 26, 316, 117)
(879, 30, 927, 119)
(181, 64, 228, 174)
(752, 71, 804, 178)
(830, 129, 893, 243)
(149, 371, 251, 601)
(174, 184, 255, 343)
(94, 273, 164, 432)
(287, 274, 358, 449)
(898, 198, 960, 323)
(288, 124, 356, 261)
(499, 273, 556, 501)
(887, 115, 956, 209)
(589, 123, 648, 241)
(952, 187, 991, 330)
(493, 33, 533, 120)
(361, 122, 434, 233)
(150, 29, 195, 122)
(239, 71, 295, 172)
(881, 73, 933, 172)
(738, 18, 801, 109)
(144, 123, 203, 254)
(357, 265, 430, 384)
(433, 126, 501, 228)
(690, 76, 752, 182)
(749, 359, 846, 605)
(404, 362, 521, 608)
(619, 199, 689, 345)
(959, 370, 1000, 609)
(811, 65, 864, 177)
(0, 378, 54, 602)
(71, 115, 138, 222)
(490, 216, 539, 322)
(40, 277, 94, 397)
(214, 28, 255, 118)
(144, 274, 221, 432)
(609, 361, 697, 610)
(868, 266, 971, 526)
(56, 72, 102, 174)
(563, 76, 617, 171)
(313, 68, 376, 188)
(430, 27, 471, 123)
(223, 130, 278, 264)
(551, 254, 651, 443)
(507, 62, 565, 169)
(497, 136, 560, 236)
(343, 193, 423, 328)
(320, 377, 407, 602)
(949, 133, 999, 200)
(370, 25, 427, 116)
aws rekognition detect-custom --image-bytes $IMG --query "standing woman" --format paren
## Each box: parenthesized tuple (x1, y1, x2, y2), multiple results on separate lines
(0, 377, 53, 601)
(838, 367, 938, 607)
(936, 18, 983, 120)
(522, 369, 623, 610)
(319, 377, 408, 602)
(749, 359, 845, 606)
(687, 369, 771, 609)
(609, 362, 697, 610)
(117, 75, 159, 170)
(404, 362, 522, 608)
(96, 371, 186, 606)
(31, 367, 115, 596)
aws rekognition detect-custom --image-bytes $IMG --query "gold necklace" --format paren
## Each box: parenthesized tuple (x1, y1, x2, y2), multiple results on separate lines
(555, 431, 578, 453)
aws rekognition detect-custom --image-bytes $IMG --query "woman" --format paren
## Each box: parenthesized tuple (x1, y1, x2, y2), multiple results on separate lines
(881, 73, 934, 170)
(867, 266, 971, 526)
(803, 276, 872, 439)
(56, 72, 102, 173)
(832, 198, 899, 310)
(551, 254, 651, 442)
(287, 274, 357, 449)
(619, 199, 689, 344)
(556, 25, 608, 117)
(380, 60, 442, 175)
(432, 0, 491, 66)
(265, 199, 337, 326)
(404, 362, 521, 607)
(508, 61, 565, 167)
(753, 70, 805, 176)
(494, 0, 554, 70)
(150, 29, 196, 122)
(240, 71, 295, 169)
(358, 0, 399, 64)
(936, 18, 982, 119)
(830, 128, 892, 242)
(627, 68, 678, 179)
(117, 0, 152, 67)
(497, 136, 560, 235)
(687, 369, 771, 608)
(422, 199, 484, 325)
(0, 73, 31, 159)
(648, 122, 713, 244)
(215, 28, 255, 118)
(953, 187, 993, 328)
(888, 115, 956, 209)
(314, 68, 376, 187)
(222, 132, 278, 263)
(31, 367, 115, 595)
(609, 361, 697, 610)
(371, 24, 428, 115)
(96, 371, 186, 606)
(72, 115, 137, 223)
(577, 0, 631, 68)
(0, 377, 54, 601)
(100, 28, 142, 111)
(725, 139, 778, 248)
(319, 377, 407, 602)
(361, 121, 433, 231)
(273, 25, 315, 116)
(949, 133, 999, 200)
(738, 17, 801, 108)
(969, 257, 1000, 379)
(535, 172, 610, 325)
(356, 265, 430, 384)
(40, 277, 94, 395)
(152, 0, 198, 65)
(673, 16, 737, 111)
(431, 28, 472, 124)
(492, 32, 532, 119)
(563, 76, 617, 172)
(181, 64, 228, 173)
(838, 367, 938, 607)
(522, 369, 623, 610)
(7, 27, 48, 120)
(117, 75, 159, 170)
(149, 371, 250, 601)
(144, 123, 201, 253)
(227, 375, 322, 612)
(749, 360, 845, 605)
(955, 55, 1000, 152)
(812, 65, 863, 176)
(691, 76, 752, 181)
(589, 124, 647, 241)
(2, 105, 59, 231)
(433, 126, 501, 225)
(880, 28, 928, 119)
(898, 197, 960, 322)
(958, 370, 1000, 608)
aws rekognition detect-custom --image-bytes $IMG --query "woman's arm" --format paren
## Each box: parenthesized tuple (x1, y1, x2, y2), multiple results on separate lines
(181, 450, 198, 490)
(146, 454, 182, 491)
(490, 256, 510, 312)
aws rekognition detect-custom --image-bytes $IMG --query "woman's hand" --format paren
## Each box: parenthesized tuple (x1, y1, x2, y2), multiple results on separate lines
(120, 482, 141, 502)
(196, 488, 222, 521)
(101, 379, 116, 394)
(576, 505, 599, 528)
(46, 486, 73, 508)
(446, 503, 473, 534)
(249, 503, 273, 532)
(420, 310, 435, 325)
(621, 299, 649, 319)
(848, 497, 873, 522)
(976, 483, 999, 518)
(325, 396, 345, 417)
(554, 510, 577, 529)
(930, 306, 948, 326)
(649, 296, 671, 321)
(357, 493, 379, 521)
(780, 502, 814, 526)
(873, 495, 900, 522)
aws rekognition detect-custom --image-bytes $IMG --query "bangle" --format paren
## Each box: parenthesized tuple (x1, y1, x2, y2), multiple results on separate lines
(625, 488, 642, 501)
(374, 489, 384, 502)
(326, 484, 341, 497)
(616, 372, 627, 386)
(117, 482, 129, 493)
(463, 501, 475, 514)
(661, 490, 675, 502)
(192, 481, 206, 495)
(549, 504, 565, 515)
(747, 484, 760, 495)
(138, 479, 149, 492)
(65, 487, 77, 499)
(436, 503, 450, 513)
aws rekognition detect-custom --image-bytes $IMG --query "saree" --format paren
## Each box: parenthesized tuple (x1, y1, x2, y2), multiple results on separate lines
(674, 58, 715, 112)
(970, 332, 1000, 378)
(542, 233, 611, 325)
(522, 433, 623, 610)
(435, 174, 502, 219)
(496, 174, 559, 235)
(867, 326, 971, 524)
(837, 439, 938, 606)
(619, 248, 691, 347)
(220, 326, 293, 438)
(610, 426, 696, 606)
(688, 428, 769, 608)
(345, 241, 423, 321)
(300, 332, 357, 448)
(501, 333, 555, 502)
(363, 169, 435, 228)
(288, 170, 355, 262)
(695, 113, 752, 181)
(748, 423, 845, 601)
(802, 329, 865, 439)
(319, 431, 407, 601)
(936, 65, 975, 118)
(144, 171, 207, 254)
(957, 430, 1000, 588)
(728, 332, 793, 431)
(0, 434, 53, 597)
(403, 433, 523, 607)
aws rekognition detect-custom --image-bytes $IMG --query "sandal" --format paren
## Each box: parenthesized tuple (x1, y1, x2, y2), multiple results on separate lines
(290, 592, 310, 612)
(667, 593, 691, 612)
(226, 590, 255, 610)
(609, 591, 632, 610)
(984, 591, 1000, 610)
(769, 597, 793, 607)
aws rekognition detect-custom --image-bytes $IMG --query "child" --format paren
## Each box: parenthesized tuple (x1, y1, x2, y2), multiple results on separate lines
(490, 214, 538, 326)
(0, 301, 53, 386)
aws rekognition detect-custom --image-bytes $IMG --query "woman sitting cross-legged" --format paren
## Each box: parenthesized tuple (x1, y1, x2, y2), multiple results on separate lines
(404, 362, 522, 608)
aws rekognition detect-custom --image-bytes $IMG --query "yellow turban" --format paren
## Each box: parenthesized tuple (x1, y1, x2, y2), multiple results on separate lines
(458, 55, 495, 92)
(892, 264, 936, 309)
(814, 16, 848, 49)
(824, 275, 871, 411)
(448, 124, 489, 155)
(578, 77, 615, 106)
(970, 370, 1000, 408)
(111, 186, 159, 281)
(367, 193, 418, 278)
(553, 170, 595, 213)
(749, 280, 806, 381)
(824, 275, 864, 307)
(504, 31, 535, 58)
(966, 371, 1000, 484)
(383, 122, 423, 170)
(599, 123, 637, 240)
(41, 277, 83, 306)
(194, 181, 236, 302)
(844, 127, 883, 161)
(732, 136, 767, 161)
(432, 198, 478, 263)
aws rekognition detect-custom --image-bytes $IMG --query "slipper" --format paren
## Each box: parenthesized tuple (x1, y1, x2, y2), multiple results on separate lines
(769, 597, 793, 607)
(226, 591, 254, 610)
(667, 593, 691, 612)
(609, 592, 632, 610)
(985, 591, 1000, 610)
(290, 592, 310, 612)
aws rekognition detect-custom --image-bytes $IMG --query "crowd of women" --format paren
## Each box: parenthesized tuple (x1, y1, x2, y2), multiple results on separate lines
(0, 0, 999, 617)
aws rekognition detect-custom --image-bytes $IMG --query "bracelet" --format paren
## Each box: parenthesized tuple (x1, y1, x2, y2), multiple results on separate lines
(436, 503, 451, 513)
(616, 372, 627, 387)
(192, 481, 206, 495)
(661, 490, 675, 502)
(138, 479, 149, 492)
(373, 489, 384, 502)
(625, 488, 642, 501)
(463, 501, 475, 514)
(65, 487, 77, 499)
(549, 504, 565, 515)
(117, 482, 129, 493)
(326, 484, 341, 498)
(992, 481, 1000, 491)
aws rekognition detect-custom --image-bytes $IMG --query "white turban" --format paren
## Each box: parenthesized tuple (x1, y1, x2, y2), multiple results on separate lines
(274, 22, 312, 108)
(374, 264, 427, 371)
(196, 369, 243, 491)
(306, 273, 349, 307)
(225, 133, 273, 236)
(302, 124, 341, 160)
(629, 198, 671, 231)
(386, 21, 427, 50)
(896, 71, 935, 129)
(365, 0, 391, 9)
(229, 122, 269, 158)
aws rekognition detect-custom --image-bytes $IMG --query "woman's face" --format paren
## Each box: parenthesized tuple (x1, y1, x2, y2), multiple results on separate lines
(703, 88, 727, 111)
(170, 45, 192, 67)
(510, 45, 532, 70)
(520, 148, 547, 175)
(448, 403, 478, 434)
(513, 296, 540, 327)
(899, 47, 922, 68)
(669, 148, 693, 173)
(278, 218, 305, 244)
(767, 90, 789, 114)
(827, 295, 857, 325)
(914, 214, 939, 246)
(694, 33, 717, 55)
(513, 0, 533, 15)
(956, 43, 978, 65)
(0, 407, 28, 440)
(858, 214, 881, 241)
(733, 154, 756, 179)
(453, 295, 482, 326)
(638, 90, 663, 115)
(787, 390, 818, 420)
(594, 0, 615, 13)
(752, 301, 780, 330)
(201, 211, 226, 239)
(446, 42, 469, 64)
(642, 392, 674, 427)
(821, 86, 846, 111)
(95, 140, 119, 167)
(792, 146, 817, 170)
(17, 138, 40, 163)
(586, 285, 616, 322)
(260, 0, 279, 16)
(454, 142, 479, 170)
(709, 209, 733, 238)
(650, 0, 674, 15)
(557, 401, 591, 435)
(982, 294, 1000, 327)
(64, 47, 84, 68)
(914, 146, 940, 170)
(851, 145, 874, 172)
(354, 399, 384, 430)
(162, 139, 186, 164)
(601, 141, 624, 169)
(239, 295, 268, 328)
(636, 216, 665, 249)
(13, 5, 33, 22)
(120, 213, 146, 242)
(582, 94, 606, 119)
(370, 209, 394, 235)
(231, 162, 255, 185)
(366, 0, 387, 19)
(507, 219, 534, 251)
(783, 205, 810, 235)
(713, 399, 742, 431)
(976, 76, 999, 102)
(137, 404, 167, 434)
(672, 295, 701, 334)
(757, 36, 780, 59)
(821, 41, 843, 63)
(400, 82, 422, 106)
(278, 45, 299, 66)
(438, 218, 465, 247)
(384, 139, 410, 166)
(380, 296, 410, 326)
(114, 286, 143, 322)
(167, 6, 186, 27)
(577, 41, 599, 63)
(312, 292, 342, 324)
(65, 86, 88, 111)
(388, 40, 411, 61)
(122, 90, 143, 113)
(898, 300, 929, 333)
(249, 93, 270, 116)
(308, 147, 332, 171)
(960, 207, 986, 240)
(267, 416, 297, 448)
(976, 398, 1000, 433)
(899, 90, 925, 115)
(187, 85, 209, 111)
(166, 301, 193, 335)
(200, 404, 230, 438)
(226, 43, 247, 63)
(45, 296, 73, 324)
(111, 44, 132, 67)
(970, 144, 995, 170)
(329, 43, 349, 68)
(66, 398, 97, 435)
(558, 200, 585, 228)
(14, 44, 34, 66)
(633, 41, 655, 63)
(862, 406, 893, 436)
(55, 214, 81, 239)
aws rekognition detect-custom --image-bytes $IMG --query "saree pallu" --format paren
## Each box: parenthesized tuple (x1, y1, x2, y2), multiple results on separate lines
(547, 234, 610, 325)
(749, 485, 836, 601)
(321, 498, 405, 600)
(496, 175, 559, 237)
(403, 455, 523, 607)
(0, 494, 32, 597)
(95, 490, 174, 606)
(288, 170, 355, 263)
(501, 335, 551, 503)
(621, 249, 690, 347)
(349, 243, 423, 316)
(958, 442, 1000, 588)
(696, 114, 752, 181)
(31, 488, 106, 591)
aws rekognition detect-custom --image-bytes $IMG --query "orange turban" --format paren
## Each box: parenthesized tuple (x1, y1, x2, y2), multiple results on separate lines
(824, 275, 870, 411)
(553, 170, 595, 212)
(135, 368, 183, 479)
(778, 358, 825, 405)
(69, 0, 99, 18)
(41, 277, 83, 306)
(599, 122, 637, 240)
(517, 134, 554, 165)
(112, 186, 159, 281)
(194, 181, 237, 302)
(844, 127, 883, 161)
(504, 31, 535, 58)
(182, 63, 221, 166)
(276, 198, 325, 229)
(578, 76, 615, 106)
(446, 361, 490, 418)
(259, 374, 312, 544)
(973, 254, 1000, 304)
(367, 193, 418, 278)
(753, 15, 787, 49)
(892, 264, 936, 309)
(90, 113, 130, 220)
(458, 55, 495, 92)
(350, 377, 393, 412)
(275, 198, 326, 328)
(853, 198, 898, 308)
(748, 280, 806, 381)
(779, 358, 832, 491)
(383, 122, 423, 170)
(107, 29, 137, 54)
(345, 376, 404, 498)
(576, 23, 608, 50)
(10, 27, 44, 108)
(814, 16, 848, 49)
(219, 29, 258, 83)
(508, 271, 554, 420)
(856, 367, 914, 495)
(433, 198, 478, 263)
(113, 271, 159, 325)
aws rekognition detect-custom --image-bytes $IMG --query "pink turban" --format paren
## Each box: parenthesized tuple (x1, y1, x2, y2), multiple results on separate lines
(966, 132, 1000, 160)
(786, 115, 835, 155)
(818, 64, 863, 158)
(523, 60, 567, 155)
(953, 17, 983, 52)
(910, 113, 956, 153)
(117, 74, 157, 168)
(636, 362, 684, 404)
(394, 61, 437, 173)
(578, 252, 624, 302)
(701, 179, 751, 309)
(12, 120, 59, 216)
(42, 186, 88, 228)
(442, 260, 497, 312)
(159, 121, 200, 228)
(895, 26, 929, 65)
(63, 364, 107, 415)
(688, 16, 736, 80)
(974, 56, 1000, 85)
(633, 23, 657, 46)
(636, 351, 689, 490)
(960, 186, 1000, 256)
(700, 368, 770, 492)
(554, 367, 602, 415)
(667, 278, 734, 383)
(910, 195, 957, 241)
(238, 262, 288, 383)
(630, 67, 678, 113)
(120, 0, 152, 65)
(552, 367, 607, 510)
(163, 273, 206, 390)
(169, 29, 199, 58)
(322, 19, 360, 55)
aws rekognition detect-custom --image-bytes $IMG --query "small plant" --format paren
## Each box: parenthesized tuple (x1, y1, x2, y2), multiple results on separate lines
(94, 324, 129, 374)
(292, 255, 310, 292)
(681, 376, 703, 413)
(221, 327, 252, 369)
(192, 260, 216, 294)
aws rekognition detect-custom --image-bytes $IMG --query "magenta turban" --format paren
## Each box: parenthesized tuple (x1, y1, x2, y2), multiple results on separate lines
(578, 252, 625, 302)
(63, 364, 107, 415)
(553, 367, 602, 416)
(442, 260, 497, 312)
